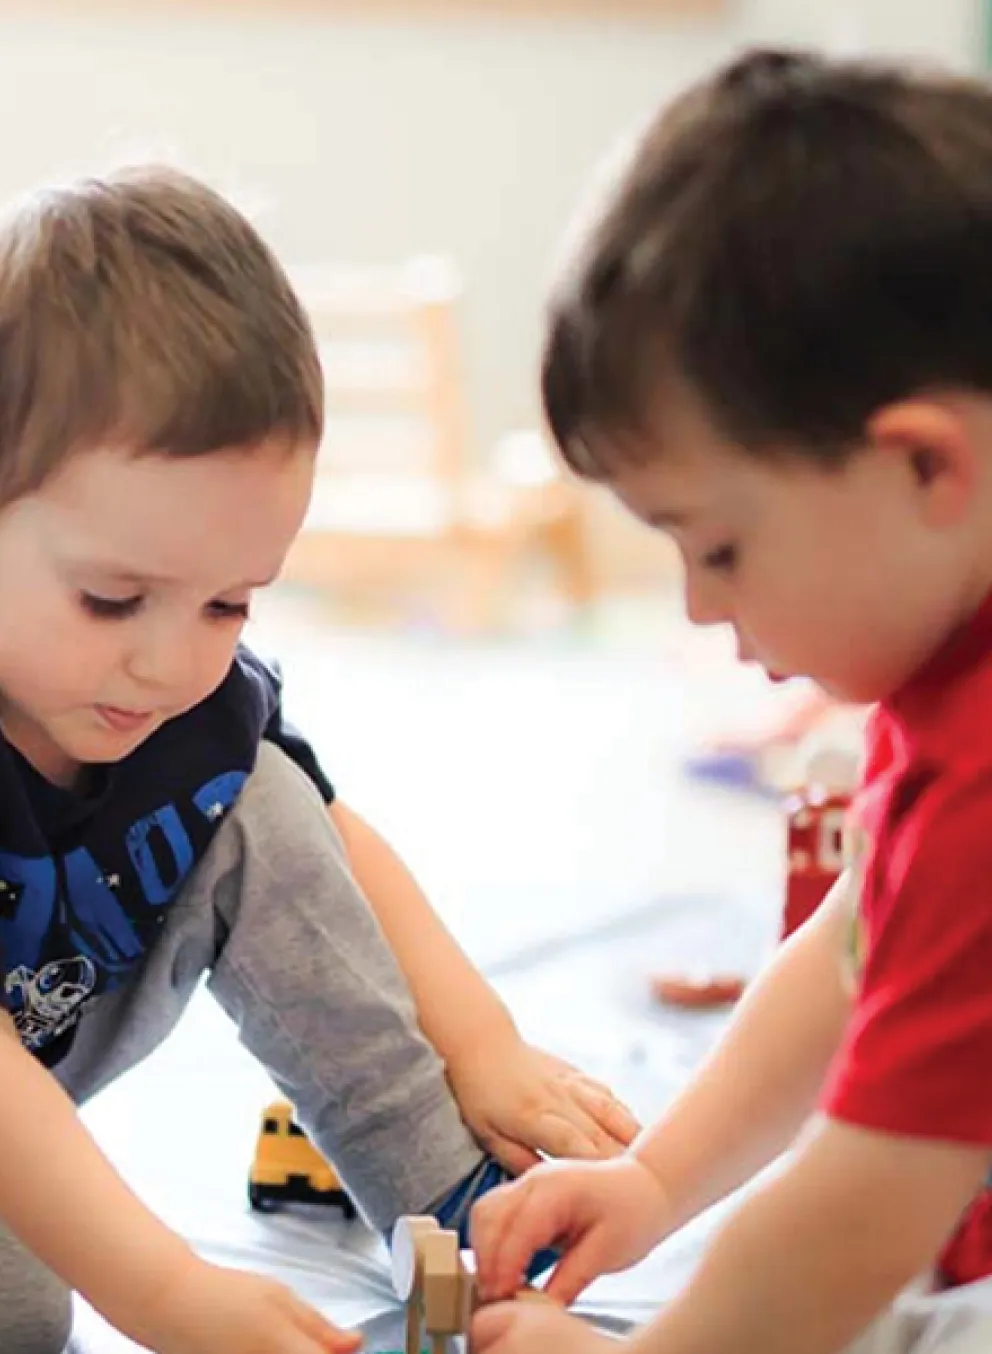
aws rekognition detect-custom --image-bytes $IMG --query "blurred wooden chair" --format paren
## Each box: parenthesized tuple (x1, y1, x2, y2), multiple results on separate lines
(282, 256, 594, 631)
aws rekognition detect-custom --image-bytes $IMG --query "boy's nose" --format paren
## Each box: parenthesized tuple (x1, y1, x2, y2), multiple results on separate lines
(124, 631, 198, 694)
(684, 572, 731, 628)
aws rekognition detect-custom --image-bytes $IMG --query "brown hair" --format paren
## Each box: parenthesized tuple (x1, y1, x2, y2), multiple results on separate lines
(0, 164, 322, 505)
(544, 48, 992, 477)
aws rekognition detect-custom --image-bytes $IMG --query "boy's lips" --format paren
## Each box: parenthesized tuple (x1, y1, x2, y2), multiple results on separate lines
(736, 646, 788, 683)
(93, 705, 156, 734)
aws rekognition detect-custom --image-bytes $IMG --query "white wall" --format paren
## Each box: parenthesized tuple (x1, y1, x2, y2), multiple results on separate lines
(0, 1, 980, 449)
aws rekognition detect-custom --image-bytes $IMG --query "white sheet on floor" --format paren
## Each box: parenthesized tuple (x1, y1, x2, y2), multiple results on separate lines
(69, 894, 992, 1354)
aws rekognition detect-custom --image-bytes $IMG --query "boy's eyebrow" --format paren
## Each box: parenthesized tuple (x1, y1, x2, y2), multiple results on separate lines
(72, 562, 277, 589)
(646, 507, 693, 528)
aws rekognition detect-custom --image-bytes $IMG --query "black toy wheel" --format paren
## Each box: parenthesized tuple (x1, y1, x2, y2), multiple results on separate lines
(248, 1181, 277, 1212)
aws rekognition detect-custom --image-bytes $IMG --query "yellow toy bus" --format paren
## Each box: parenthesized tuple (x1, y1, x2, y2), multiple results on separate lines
(248, 1099, 357, 1218)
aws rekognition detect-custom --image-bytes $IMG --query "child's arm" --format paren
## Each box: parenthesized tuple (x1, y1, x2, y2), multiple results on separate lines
(329, 800, 520, 1058)
(625, 1118, 989, 1354)
(472, 877, 989, 1354)
(632, 867, 855, 1231)
(330, 800, 639, 1169)
(0, 1012, 358, 1353)
(474, 874, 855, 1301)
(472, 1126, 990, 1354)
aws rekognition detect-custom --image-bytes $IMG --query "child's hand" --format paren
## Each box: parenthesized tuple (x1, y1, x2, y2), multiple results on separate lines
(471, 1155, 667, 1305)
(447, 1039, 640, 1174)
(135, 1254, 363, 1354)
(471, 1294, 614, 1354)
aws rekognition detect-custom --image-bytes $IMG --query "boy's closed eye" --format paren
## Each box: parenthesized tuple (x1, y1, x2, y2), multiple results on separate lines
(700, 543, 738, 572)
(77, 592, 252, 622)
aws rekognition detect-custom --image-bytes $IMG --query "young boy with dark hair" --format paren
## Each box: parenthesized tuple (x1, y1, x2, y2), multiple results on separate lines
(0, 166, 637, 1354)
(470, 47, 992, 1354)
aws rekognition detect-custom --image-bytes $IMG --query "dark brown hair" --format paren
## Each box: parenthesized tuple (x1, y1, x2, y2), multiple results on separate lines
(0, 164, 322, 505)
(544, 48, 992, 477)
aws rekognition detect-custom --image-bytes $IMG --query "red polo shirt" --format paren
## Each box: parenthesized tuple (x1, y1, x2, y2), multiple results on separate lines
(822, 590, 992, 1286)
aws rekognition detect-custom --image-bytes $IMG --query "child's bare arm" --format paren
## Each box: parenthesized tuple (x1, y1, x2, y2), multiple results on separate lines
(473, 1121, 990, 1354)
(474, 874, 857, 1304)
(0, 1023, 194, 1333)
(330, 799, 520, 1062)
(0, 1026, 356, 1352)
(330, 799, 639, 1166)
(630, 1118, 990, 1354)
(633, 871, 854, 1231)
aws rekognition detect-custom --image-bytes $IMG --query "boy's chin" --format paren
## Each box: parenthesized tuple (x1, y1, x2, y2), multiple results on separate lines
(73, 715, 161, 763)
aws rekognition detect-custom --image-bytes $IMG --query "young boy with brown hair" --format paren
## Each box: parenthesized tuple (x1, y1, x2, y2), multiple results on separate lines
(0, 166, 638, 1354)
(469, 47, 992, 1354)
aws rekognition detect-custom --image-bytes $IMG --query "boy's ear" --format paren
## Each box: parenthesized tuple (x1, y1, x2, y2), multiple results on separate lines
(865, 397, 979, 527)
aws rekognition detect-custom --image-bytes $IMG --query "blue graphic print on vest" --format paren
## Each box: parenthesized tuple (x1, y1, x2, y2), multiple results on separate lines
(0, 646, 334, 1065)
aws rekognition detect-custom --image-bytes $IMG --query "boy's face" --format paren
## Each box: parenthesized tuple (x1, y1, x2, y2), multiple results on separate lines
(607, 384, 987, 705)
(0, 441, 315, 786)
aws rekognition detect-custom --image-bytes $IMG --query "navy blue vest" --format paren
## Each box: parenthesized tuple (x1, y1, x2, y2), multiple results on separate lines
(0, 645, 332, 1065)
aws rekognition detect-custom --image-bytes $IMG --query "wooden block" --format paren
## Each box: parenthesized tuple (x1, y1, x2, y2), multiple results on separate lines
(405, 1302, 421, 1354)
(391, 1216, 440, 1300)
(457, 1249, 479, 1327)
(391, 1216, 442, 1354)
(422, 1230, 464, 1334)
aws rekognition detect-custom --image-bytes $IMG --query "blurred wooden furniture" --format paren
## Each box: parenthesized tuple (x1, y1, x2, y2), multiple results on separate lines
(60, 2, 727, 14)
(283, 256, 594, 632)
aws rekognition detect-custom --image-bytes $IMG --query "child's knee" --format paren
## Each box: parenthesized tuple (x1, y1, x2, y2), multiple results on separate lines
(0, 1223, 72, 1354)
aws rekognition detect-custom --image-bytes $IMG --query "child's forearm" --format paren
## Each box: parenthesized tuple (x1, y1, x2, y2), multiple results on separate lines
(629, 1120, 990, 1354)
(329, 801, 519, 1065)
(0, 1028, 196, 1344)
(634, 877, 853, 1232)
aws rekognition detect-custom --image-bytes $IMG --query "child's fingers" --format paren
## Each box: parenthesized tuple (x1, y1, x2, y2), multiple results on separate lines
(470, 1190, 506, 1289)
(532, 1078, 639, 1160)
(471, 1180, 531, 1296)
(324, 1332, 363, 1353)
(569, 1078, 640, 1147)
(541, 1234, 606, 1306)
(320, 1325, 363, 1354)
(484, 1180, 565, 1300)
(472, 1295, 578, 1354)
(276, 1332, 342, 1354)
(526, 1111, 612, 1161)
(528, 1105, 628, 1162)
(289, 1297, 362, 1353)
(470, 1302, 519, 1354)
(486, 1133, 542, 1176)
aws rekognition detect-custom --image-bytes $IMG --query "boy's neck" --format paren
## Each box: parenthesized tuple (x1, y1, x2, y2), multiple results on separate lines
(0, 706, 82, 790)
